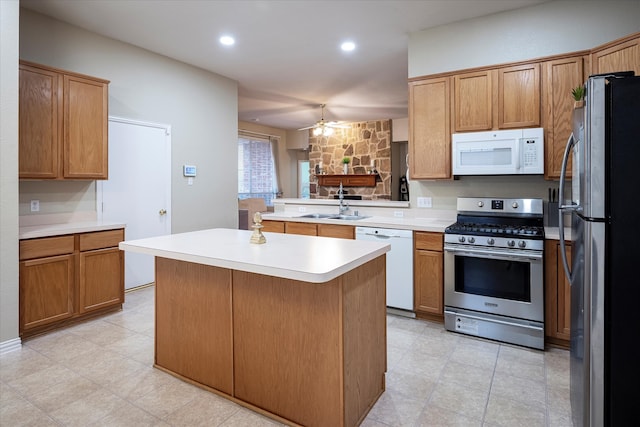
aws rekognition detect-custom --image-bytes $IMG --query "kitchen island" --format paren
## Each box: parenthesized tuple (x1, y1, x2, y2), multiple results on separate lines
(119, 228, 390, 427)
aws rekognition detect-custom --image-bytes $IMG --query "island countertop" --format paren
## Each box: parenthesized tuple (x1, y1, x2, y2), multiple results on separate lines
(119, 228, 390, 283)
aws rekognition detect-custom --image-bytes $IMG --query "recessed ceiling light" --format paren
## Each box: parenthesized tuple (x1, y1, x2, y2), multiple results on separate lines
(220, 35, 235, 46)
(340, 41, 356, 52)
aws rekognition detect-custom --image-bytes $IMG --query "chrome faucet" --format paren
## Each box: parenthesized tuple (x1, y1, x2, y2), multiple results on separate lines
(338, 182, 349, 215)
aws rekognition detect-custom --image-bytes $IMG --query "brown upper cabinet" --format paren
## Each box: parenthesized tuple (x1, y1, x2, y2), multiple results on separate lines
(591, 34, 639, 75)
(19, 60, 109, 180)
(497, 63, 540, 129)
(453, 70, 493, 132)
(542, 55, 588, 180)
(409, 32, 638, 181)
(409, 77, 451, 180)
(452, 64, 540, 133)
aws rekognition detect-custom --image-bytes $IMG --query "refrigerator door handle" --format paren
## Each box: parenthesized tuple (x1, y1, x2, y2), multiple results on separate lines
(558, 132, 577, 284)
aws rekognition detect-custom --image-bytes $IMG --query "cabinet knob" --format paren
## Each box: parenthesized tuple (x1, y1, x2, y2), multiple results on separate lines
(159, 209, 167, 216)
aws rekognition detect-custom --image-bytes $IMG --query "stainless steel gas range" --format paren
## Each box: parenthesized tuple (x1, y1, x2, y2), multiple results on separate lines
(443, 197, 545, 350)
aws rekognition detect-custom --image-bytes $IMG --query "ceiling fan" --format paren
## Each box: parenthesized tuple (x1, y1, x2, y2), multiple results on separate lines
(297, 104, 349, 136)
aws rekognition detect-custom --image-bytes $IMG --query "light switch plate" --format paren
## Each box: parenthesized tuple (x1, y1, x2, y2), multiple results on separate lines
(393, 211, 404, 218)
(417, 197, 432, 208)
(30, 200, 40, 212)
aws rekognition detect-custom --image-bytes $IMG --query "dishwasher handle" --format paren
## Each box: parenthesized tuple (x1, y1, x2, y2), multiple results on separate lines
(356, 227, 413, 240)
(359, 232, 396, 239)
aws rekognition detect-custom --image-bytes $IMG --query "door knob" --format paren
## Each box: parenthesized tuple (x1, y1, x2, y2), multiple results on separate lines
(159, 209, 167, 216)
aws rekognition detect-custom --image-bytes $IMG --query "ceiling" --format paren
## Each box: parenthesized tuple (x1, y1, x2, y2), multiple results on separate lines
(20, 0, 550, 130)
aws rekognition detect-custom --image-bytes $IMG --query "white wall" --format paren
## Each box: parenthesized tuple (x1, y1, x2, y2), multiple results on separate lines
(0, 0, 20, 347)
(19, 8, 239, 234)
(409, 0, 640, 77)
(407, 0, 640, 210)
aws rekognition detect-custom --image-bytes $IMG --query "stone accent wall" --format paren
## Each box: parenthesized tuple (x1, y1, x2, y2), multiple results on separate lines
(308, 120, 391, 200)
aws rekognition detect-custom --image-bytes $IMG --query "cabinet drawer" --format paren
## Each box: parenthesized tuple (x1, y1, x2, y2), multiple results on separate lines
(414, 232, 443, 251)
(79, 229, 124, 252)
(285, 222, 317, 236)
(262, 220, 285, 233)
(20, 235, 75, 261)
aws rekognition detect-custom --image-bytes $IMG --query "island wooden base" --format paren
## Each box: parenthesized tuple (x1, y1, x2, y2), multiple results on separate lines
(154, 255, 387, 427)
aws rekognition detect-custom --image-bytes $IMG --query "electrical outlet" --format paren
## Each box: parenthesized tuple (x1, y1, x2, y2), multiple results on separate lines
(298, 206, 307, 212)
(30, 200, 40, 212)
(417, 197, 432, 208)
(393, 210, 404, 218)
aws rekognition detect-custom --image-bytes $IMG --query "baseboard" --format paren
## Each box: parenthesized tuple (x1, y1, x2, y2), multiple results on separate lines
(0, 337, 22, 355)
(125, 282, 155, 293)
(386, 307, 416, 318)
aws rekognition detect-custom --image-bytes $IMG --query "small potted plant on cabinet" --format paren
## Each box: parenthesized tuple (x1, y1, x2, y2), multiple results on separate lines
(342, 157, 350, 174)
(572, 85, 585, 109)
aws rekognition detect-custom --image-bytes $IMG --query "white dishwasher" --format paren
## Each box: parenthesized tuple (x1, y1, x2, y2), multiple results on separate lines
(355, 226, 414, 312)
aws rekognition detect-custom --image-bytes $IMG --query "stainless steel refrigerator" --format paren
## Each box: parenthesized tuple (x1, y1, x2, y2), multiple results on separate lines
(559, 72, 640, 426)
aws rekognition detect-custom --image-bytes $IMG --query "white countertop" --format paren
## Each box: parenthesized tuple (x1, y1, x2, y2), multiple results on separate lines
(19, 220, 126, 240)
(544, 227, 572, 241)
(273, 198, 411, 209)
(119, 228, 390, 283)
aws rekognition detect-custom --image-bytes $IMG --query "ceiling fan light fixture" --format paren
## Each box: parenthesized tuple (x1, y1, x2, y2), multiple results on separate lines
(313, 126, 334, 137)
(219, 35, 235, 46)
(341, 41, 356, 52)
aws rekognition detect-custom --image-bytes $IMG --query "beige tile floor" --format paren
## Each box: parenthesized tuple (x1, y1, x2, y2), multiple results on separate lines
(1, 285, 571, 426)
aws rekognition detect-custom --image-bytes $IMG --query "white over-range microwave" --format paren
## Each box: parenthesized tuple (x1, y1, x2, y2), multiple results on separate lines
(452, 128, 544, 176)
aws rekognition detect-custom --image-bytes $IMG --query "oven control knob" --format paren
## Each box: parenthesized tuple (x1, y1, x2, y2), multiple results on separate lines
(512, 202, 519, 209)
(487, 238, 495, 245)
(458, 236, 466, 243)
(508, 240, 516, 247)
(477, 201, 484, 207)
(468, 237, 475, 243)
(518, 240, 526, 248)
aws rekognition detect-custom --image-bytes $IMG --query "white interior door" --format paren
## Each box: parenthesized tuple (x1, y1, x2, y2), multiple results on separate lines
(98, 117, 171, 290)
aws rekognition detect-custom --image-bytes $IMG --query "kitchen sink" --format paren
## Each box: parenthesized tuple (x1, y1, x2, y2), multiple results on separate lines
(299, 213, 370, 221)
(299, 213, 336, 219)
(328, 214, 370, 221)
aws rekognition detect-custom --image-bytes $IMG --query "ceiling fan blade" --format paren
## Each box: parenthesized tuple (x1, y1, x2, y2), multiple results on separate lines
(297, 125, 315, 131)
(326, 122, 350, 128)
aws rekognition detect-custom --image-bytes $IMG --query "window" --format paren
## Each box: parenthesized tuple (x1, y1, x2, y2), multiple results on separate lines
(238, 135, 279, 206)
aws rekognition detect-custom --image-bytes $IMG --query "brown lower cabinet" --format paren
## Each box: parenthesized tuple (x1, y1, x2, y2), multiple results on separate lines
(285, 221, 317, 236)
(317, 223, 354, 239)
(261, 220, 355, 239)
(413, 231, 444, 321)
(544, 239, 572, 348)
(19, 228, 124, 338)
(261, 220, 285, 233)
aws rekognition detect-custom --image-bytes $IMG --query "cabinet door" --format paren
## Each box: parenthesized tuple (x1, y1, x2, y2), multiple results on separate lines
(79, 247, 124, 314)
(409, 77, 451, 179)
(453, 70, 493, 132)
(20, 254, 74, 332)
(591, 35, 639, 75)
(285, 222, 317, 236)
(498, 63, 540, 129)
(544, 240, 571, 345)
(414, 249, 443, 316)
(542, 56, 585, 179)
(18, 64, 62, 179)
(64, 75, 109, 179)
(262, 220, 285, 233)
(317, 224, 354, 239)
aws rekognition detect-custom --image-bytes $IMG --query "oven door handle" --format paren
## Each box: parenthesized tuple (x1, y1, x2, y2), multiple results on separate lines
(444, 246, 542, 262)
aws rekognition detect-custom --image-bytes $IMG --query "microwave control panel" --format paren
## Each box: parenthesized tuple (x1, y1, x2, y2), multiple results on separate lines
(522, 139, 539, 167)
